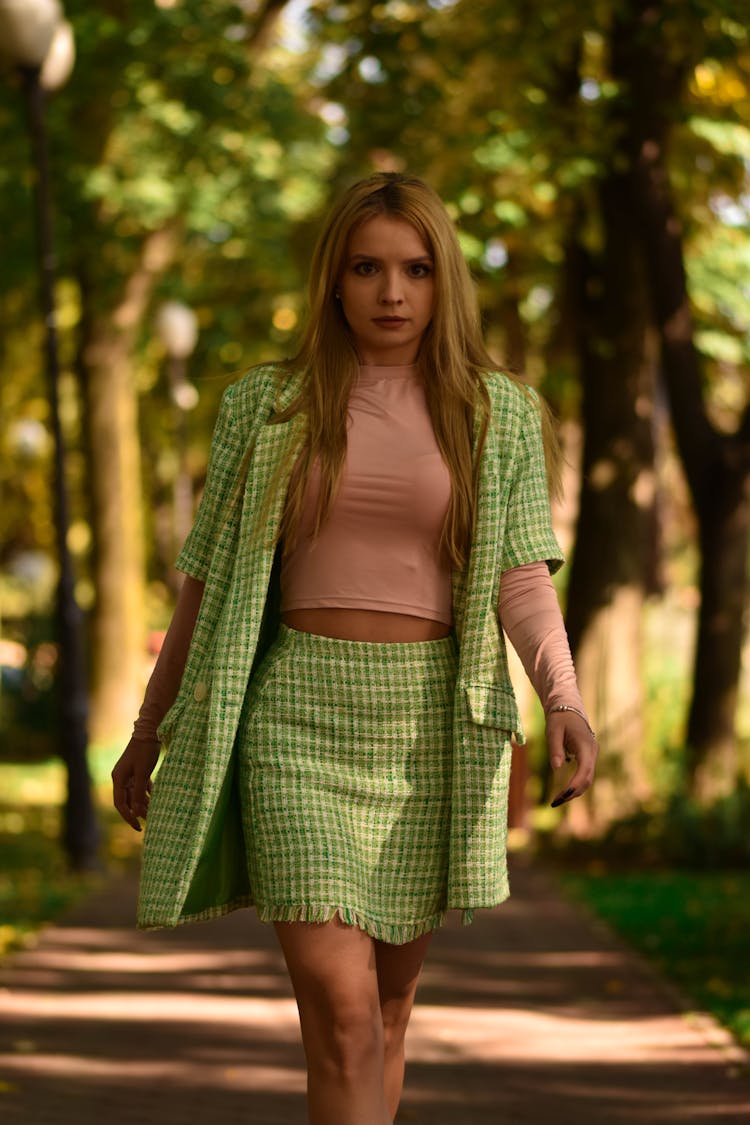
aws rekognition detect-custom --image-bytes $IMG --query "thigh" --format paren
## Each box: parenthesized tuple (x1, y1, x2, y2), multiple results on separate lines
(375, 932, 433, 1019)
(274, 915, 381, 1028)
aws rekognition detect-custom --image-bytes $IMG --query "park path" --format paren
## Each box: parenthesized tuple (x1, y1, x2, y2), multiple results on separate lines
(0, 855, 748, 1124)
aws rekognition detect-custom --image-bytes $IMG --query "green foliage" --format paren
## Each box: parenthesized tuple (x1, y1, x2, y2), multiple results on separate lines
(0, 749, 143, 955)
(540, 778, 750, 869)
(560, 868, 750, 1048)
(2, 0, 750, 794)
(0, 0, 339, 591)
(0, 803, 95, 954)
(46, 0, 336, 337)
(303, 0, 750, 410)
(0, 674, 57, 763)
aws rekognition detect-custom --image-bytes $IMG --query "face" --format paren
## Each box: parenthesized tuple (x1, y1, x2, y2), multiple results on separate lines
(337, 214, 435, 365)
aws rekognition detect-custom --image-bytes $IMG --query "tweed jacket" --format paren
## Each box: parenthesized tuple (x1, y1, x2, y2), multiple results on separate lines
(137, 363, 563, 929)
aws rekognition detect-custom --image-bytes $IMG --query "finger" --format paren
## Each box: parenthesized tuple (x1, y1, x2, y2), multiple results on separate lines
(550, 758, 596, 806)
(550, 785, 575, 808)
(111, 763, 129, 814)
(547, 723, 566, 771)
(113, 760, 144, 827)
(566, 737, 598, 782)
(113, 780, 142, 831)
(131, 767, 149, 820)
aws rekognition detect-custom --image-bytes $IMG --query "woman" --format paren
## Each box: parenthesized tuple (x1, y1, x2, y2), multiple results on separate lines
(112, 172, 598, 1125)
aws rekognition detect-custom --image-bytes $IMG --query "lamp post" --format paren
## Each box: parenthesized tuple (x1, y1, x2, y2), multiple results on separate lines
(0, 0, 98, 869)
(155, 301, 199, 559)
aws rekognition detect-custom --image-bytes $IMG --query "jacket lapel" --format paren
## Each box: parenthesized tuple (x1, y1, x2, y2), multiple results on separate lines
(212, 370, 307, 714)
(451, 397, 500, 649)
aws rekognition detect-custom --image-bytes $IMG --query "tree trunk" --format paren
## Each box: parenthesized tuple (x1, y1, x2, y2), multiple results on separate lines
(496, 250, 528, 375)
(688, 469, 750, 796)
(634, 161, 750, 799)
(563, 173, 660, 833)
(612, 0, 750, 799)
(79, 224, 178, 743)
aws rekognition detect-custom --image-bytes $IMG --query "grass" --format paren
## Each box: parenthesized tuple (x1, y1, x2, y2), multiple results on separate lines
(0, 744, 142, 955)
(558, 868, 750, 1049)
(0, 803, 99, 952)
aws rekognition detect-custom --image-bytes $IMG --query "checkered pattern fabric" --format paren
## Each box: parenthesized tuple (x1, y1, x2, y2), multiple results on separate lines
(137, 363, 563, 931)
(237, 623, 461, 945)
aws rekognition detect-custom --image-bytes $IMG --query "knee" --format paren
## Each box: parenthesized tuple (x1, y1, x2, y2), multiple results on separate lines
(307, 999, 384, 1079)
(381, 1006, 410, 1058)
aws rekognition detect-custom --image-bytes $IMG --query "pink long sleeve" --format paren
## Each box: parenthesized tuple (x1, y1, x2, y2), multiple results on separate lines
(131, 575, 205, 743)
(497, 561, 588, 718)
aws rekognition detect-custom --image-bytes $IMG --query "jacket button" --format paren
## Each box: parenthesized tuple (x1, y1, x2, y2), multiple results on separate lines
(193, 681, 208, 702)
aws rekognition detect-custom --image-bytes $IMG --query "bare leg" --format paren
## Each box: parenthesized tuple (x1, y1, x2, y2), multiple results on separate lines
(274, 915, 391, 1125)
(375, 931, 433, 1118)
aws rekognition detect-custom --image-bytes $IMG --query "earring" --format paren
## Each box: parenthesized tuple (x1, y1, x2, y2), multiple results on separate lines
(334, 289, 341, 300)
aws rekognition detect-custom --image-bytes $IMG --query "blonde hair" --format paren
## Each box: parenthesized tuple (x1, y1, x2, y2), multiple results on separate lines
(264, 172, 560, 570)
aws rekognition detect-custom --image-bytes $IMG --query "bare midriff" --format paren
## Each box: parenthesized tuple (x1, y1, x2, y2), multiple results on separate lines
(281, 607, 451, 643)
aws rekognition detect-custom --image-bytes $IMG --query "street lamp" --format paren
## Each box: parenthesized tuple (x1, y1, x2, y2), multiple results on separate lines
(0, 0, 98, 869)
(155, 301, 199, 559)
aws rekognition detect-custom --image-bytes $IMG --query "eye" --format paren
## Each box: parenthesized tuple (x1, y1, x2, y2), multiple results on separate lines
(353, 261, 377, 276)
(408, 263, 433, 278)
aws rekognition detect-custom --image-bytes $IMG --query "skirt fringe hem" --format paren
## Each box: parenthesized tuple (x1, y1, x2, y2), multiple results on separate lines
(136, 895, 489, 934)
(254, 901, 474, 945)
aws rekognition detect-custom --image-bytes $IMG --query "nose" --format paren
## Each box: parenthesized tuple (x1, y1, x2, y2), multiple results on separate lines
(378, 269, 404, 305)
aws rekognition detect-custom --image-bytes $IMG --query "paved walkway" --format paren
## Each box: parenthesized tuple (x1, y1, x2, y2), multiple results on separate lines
(1, 856, 748, 1124)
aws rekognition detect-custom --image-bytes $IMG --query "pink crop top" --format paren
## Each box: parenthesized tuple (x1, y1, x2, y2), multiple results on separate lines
(131, 370, 592, 747)
(280, 363, 454, 624)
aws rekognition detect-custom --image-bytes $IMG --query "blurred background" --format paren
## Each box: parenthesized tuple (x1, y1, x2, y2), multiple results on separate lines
(0, 0, 749, 1047)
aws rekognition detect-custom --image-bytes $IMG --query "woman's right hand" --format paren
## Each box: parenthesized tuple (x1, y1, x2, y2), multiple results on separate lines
(112, 739, 161, 831)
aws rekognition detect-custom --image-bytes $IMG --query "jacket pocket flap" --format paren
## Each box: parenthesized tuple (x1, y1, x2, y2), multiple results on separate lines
(463, 682, 520, 732)
(156, 695, 188, 745)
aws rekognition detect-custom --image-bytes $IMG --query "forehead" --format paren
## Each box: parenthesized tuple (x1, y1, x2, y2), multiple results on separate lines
(347, 214, 431, 258)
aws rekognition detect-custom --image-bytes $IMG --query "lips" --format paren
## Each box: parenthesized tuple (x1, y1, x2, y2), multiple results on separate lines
(372, 317, 407, 325)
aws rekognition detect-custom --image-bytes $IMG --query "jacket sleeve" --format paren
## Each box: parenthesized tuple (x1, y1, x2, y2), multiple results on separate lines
(500, 390, 564, 574)
(175, 385, 246, 581)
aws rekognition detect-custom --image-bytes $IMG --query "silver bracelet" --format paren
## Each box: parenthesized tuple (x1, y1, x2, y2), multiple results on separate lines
(546, 704, 596, 740)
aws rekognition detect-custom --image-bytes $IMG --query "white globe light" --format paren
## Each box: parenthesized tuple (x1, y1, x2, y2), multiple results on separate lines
(155, 301, 199, 359)
(0, 0, 62, 67)
(171, 382, 200, 412)
(8, 417, 50, 457)
(40, 18, 74, 89)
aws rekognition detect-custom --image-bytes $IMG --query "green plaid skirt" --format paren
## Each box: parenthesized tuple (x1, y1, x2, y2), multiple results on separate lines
(236, 622, 459, 944)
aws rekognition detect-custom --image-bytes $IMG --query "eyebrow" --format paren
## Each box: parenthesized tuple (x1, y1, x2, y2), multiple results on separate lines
(349, 253, 434, 264)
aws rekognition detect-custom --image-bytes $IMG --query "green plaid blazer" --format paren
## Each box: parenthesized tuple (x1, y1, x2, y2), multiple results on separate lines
(137, 363, 563, 928)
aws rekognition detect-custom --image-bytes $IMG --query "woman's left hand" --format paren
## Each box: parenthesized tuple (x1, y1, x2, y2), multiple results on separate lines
(546, 711, 599, 807)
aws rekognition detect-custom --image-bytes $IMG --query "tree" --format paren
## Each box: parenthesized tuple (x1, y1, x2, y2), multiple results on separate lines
(2, 0, 334, 740)
(305, 0, 662, 825)
(609, 0, 750, 798)
(303, 0, 750, 814)
(4, 0, 749, 810)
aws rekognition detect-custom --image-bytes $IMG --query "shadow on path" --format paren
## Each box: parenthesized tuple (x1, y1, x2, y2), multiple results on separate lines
(1, 856, 748, 1124)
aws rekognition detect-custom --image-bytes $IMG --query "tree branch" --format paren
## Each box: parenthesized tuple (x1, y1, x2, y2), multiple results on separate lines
(244, 0, 290, 54)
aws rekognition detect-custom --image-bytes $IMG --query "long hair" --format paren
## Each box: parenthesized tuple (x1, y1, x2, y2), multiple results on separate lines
(265, 172, 560, 571)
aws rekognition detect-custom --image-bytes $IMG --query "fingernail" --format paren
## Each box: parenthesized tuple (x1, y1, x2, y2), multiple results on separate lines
(550, 787, 575, 808)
